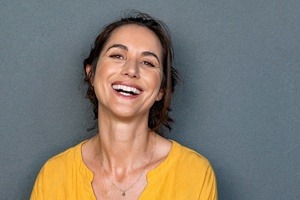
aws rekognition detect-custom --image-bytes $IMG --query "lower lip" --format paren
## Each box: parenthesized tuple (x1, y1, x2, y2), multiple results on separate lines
(113, 89, 141, 99)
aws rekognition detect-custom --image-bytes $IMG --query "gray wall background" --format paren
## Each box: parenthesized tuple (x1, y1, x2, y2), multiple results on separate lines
(1, 0, 299, 199)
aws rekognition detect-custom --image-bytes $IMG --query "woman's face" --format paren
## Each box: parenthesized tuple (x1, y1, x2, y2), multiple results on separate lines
(89, 24, 164, 119)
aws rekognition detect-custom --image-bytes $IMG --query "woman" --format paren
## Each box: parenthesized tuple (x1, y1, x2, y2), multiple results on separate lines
(31, 12, 217, 200)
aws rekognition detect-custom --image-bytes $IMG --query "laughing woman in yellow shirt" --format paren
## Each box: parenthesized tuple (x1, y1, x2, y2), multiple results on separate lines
(31, 12, 217, 200)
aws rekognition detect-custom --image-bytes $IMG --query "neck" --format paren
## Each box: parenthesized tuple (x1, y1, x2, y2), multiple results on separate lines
(94, 111, 155, 173)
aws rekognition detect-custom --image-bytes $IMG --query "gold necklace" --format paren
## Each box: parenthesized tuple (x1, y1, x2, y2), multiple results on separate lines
(92, 134, 156, 196)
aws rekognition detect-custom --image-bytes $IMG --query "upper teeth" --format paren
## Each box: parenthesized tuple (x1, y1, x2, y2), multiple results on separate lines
(112, 84, 141, 95)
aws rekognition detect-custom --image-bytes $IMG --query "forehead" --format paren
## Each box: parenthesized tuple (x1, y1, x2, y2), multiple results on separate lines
(104, 24, 163, 56)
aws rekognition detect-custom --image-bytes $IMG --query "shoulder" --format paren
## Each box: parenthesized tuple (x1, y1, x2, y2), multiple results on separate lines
(42, 141, 84, 171)
(34, 141, 87, 185)
(168, 140, 217, 184)
(171, 141, 218, 198)
(171, 140, 211, 169)
(142, 139, 218, 200)
(31, 141, 93, 199)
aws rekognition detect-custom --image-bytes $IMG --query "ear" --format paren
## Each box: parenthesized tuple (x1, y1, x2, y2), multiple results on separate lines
(155, 88, 164, 101)
(85, 64, 94, 85)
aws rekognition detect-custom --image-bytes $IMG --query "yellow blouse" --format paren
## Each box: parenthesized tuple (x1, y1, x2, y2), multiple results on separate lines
(31, 140, 217, 200)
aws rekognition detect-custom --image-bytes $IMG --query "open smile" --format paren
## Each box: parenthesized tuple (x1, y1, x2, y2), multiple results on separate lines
(112, 84, 142, 96)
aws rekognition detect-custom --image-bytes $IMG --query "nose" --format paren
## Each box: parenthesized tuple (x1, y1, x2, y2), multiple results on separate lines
(121, 59, 140, 78)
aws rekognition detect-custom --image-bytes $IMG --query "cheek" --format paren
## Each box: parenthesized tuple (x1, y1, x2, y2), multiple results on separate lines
(149, 72, 163, 92)
(93, 61, 110, 80)
(96, 58, 119, 75)
(92, 66, 106, 91)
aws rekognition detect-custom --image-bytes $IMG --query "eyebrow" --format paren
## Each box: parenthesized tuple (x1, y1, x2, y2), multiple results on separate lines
(106, 44, 128, 52)
(106, 43, 161, 64)
(142, 51, 160, 64)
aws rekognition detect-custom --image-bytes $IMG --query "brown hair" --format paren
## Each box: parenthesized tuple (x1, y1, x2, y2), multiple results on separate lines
(84, 12, 179, 135)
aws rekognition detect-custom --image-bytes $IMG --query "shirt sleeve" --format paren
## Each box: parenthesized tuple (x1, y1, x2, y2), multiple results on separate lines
(199, 164, 218, 200)
(30, 164, 48, 200)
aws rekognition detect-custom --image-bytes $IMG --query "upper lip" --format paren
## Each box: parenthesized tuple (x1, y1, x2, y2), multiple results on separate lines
(112, 82, 142, 95)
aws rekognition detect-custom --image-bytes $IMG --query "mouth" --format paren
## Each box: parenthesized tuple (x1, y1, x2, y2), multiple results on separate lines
(112, 84, 142, 96)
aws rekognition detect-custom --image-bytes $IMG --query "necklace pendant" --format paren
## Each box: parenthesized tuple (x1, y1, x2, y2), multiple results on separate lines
(122, 191, 126, 196)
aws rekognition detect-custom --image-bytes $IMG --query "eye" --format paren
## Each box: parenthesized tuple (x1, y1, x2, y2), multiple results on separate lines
(142, 61, 155, 67)
(109, 54, 124, 59)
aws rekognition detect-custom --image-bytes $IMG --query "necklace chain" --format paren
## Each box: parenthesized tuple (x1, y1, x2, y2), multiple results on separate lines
(92, 134, 156, 197)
